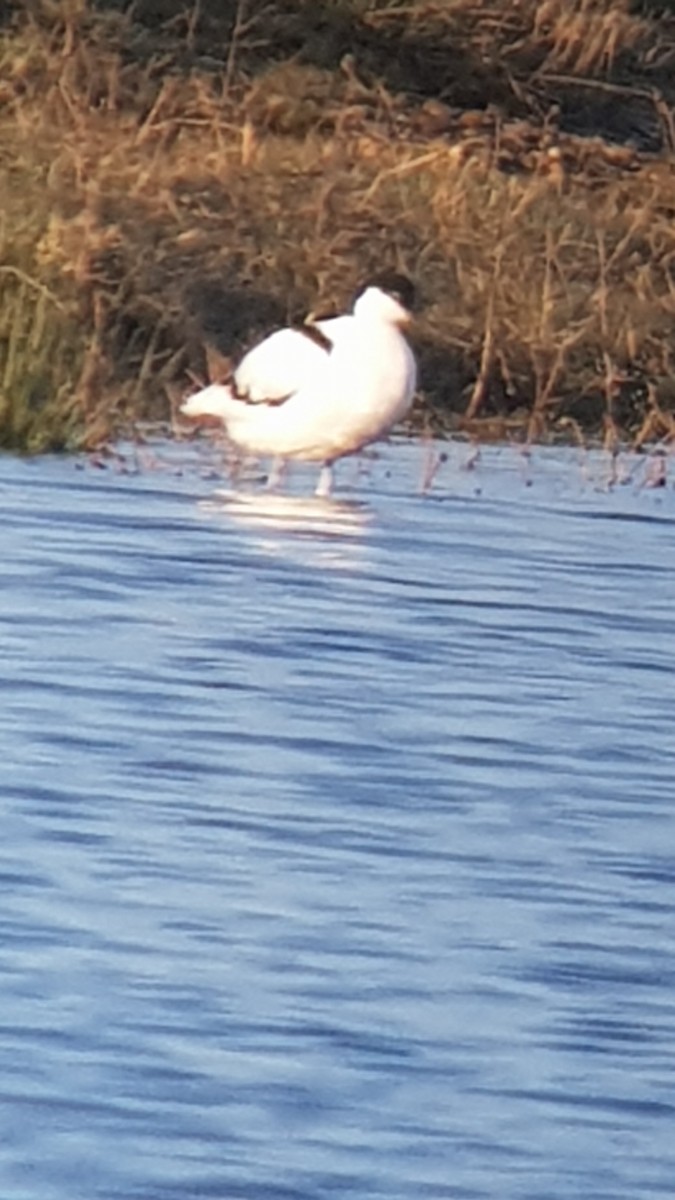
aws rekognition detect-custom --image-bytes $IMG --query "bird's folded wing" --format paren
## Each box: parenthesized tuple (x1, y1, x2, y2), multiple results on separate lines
(234, 326, 333, 404)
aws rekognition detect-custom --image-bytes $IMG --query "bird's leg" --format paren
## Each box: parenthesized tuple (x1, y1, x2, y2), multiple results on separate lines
(315, 462, 334, 498)
(266, 456, 288, 491)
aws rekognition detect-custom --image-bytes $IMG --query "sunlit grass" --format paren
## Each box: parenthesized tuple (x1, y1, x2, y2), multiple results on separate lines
(1, 0, 675, 451)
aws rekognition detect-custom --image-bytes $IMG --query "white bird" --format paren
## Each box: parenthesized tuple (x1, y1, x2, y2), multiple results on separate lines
(180, 273, 417, 496)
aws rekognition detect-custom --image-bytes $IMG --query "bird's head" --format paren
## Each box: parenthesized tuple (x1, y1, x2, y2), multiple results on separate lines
(352, 272, 416, 327)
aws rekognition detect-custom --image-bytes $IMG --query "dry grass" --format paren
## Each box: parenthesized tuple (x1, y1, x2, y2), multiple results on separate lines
(2, 0, 675, 451)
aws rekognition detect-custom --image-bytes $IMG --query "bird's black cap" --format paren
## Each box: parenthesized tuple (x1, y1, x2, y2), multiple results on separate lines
(356, 272, 416, 312)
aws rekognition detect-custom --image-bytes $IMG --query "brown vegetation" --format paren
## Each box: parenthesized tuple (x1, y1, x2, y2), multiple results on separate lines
(2, 0, 675, 451)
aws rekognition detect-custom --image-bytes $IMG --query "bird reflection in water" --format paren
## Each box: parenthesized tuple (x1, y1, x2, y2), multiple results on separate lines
(198, 488, 372, 570)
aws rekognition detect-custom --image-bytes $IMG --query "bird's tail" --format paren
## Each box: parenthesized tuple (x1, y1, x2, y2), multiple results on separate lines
(180, 382, 238, 423)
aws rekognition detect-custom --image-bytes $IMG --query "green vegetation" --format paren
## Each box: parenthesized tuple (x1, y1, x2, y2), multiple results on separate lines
(2, 0, 675, 451)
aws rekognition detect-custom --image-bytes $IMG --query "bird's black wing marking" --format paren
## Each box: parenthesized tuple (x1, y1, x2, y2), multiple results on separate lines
(228, 324, 332, 406)
(257, 392, 295, 407)
(294, 323, 334, 353)
(227, 374, 248, 401)
(226, 373, 294, 408)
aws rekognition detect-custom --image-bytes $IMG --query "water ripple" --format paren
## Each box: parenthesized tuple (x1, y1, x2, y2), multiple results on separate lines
(1, 442, 675, 1200)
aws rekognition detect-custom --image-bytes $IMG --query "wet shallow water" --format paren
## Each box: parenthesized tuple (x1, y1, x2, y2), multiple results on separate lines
(2, 440, 675, 1200)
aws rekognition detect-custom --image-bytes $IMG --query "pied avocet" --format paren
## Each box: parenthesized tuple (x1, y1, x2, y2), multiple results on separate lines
(180, 273, 418, 496)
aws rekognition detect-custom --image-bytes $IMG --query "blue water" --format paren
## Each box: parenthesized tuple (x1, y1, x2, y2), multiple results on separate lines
(1, 440, 674, 1199)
